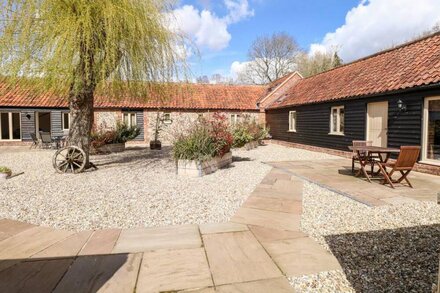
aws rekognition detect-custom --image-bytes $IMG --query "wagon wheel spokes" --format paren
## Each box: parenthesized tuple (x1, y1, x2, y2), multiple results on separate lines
(52, 146, 87, 174)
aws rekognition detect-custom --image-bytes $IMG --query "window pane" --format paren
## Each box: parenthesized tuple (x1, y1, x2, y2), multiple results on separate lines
(123, 114, 129, 125)
(12, 113, 21, 139)
(339, 108, 345, 133)
(427, 99, 440, 161)
(1, 113, 10, 140)
(332, 109, 338, 132)
(63, 113, 69, 129)
(130, 114, 136, 127)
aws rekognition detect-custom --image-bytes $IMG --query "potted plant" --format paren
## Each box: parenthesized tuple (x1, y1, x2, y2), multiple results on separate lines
(0, 166, 12, 180)
(150, 111, 165, 150)
(91, 122, 140, 154)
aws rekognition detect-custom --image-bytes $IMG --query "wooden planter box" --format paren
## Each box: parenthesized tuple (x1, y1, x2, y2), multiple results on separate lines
(244, 141, 259, 151)
(92, 143, 125, 155)
(176, 152, 232, 177)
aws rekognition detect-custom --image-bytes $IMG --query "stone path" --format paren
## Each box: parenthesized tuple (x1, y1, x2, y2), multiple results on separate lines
(0, 168, 341, 292)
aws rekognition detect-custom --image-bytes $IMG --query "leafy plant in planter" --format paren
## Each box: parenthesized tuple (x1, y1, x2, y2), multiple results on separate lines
(0, 166, 12, 179)
(231, 116, 268, 148)
(150, 112, 167, 150)
(91, 122, 140, 149)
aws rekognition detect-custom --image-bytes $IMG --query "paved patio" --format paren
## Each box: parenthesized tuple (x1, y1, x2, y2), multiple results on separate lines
(268, 158, 440, 206)
(0, 160, 438, 292)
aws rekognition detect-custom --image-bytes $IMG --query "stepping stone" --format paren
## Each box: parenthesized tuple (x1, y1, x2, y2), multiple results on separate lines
(243, 196, 302, 214)
(262, 236, 341, 276)
(54, 253, 141, 293)
(273, 179, 303, 194)
(113, 224, 201, 253)
(252, 187, 302, 201)
(0, 227, 73, 260)
(203, 231, 282, 286)
(216, 277, 294, 292)
(0, 258, 73, 293)
(199, 222, 248, 235)
(231, 208, 301, 232)
(136, 248, 212, 292)
(79, 229, 121, 256)
(32, 230, 93, 258)
(0, 219, 35, 236)
(249, 225, 307, 243)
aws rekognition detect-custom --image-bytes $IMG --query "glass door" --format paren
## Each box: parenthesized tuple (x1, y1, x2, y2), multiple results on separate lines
(423, 97, 440, 164)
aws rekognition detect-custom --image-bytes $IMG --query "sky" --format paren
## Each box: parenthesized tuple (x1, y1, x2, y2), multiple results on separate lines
(172, 0, 440, 81)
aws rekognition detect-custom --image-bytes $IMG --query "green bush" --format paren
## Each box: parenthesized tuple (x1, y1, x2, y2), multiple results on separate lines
(232, 118, 269, 148)
(91, 122, 140, 149)
(0, 166, 11, 176)
(232, 125, 253, 148)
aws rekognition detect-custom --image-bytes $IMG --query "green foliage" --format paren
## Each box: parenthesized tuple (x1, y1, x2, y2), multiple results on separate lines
(0, 0, 187, 98)
(173, 113, 233, 161)
(0, 166, 12, 176)
(232, 117, 269, 148)
(296, 51, 343, 78)
(91, 123, 140, 149)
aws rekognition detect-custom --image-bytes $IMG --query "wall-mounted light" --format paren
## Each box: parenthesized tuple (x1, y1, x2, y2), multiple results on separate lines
(26, 113, 31, 120)
(397, 99, 407, 112)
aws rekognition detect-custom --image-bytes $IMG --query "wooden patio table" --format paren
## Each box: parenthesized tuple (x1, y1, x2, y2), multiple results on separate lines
(348, 146, 400, 183)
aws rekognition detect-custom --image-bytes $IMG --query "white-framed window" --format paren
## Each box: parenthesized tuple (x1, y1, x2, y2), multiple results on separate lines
(163, 113, 172, 124)
(330, 106, 344, 135)
(62, 113, 70, 130)
(230, 114, 241, 125)
(422, 96, 440, 165)
(123, 112, 137, 127)
(0, 112, 21, 141)
(288, 111, 297, 132)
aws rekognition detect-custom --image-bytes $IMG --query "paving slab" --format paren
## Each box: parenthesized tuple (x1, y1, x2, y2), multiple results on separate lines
(178, 287, 215, 293)
(249, 225, 307, 243)
(232, 207, 301, 231)
(79, 229, 121, 256)
(273, 179, 303, 194)
(243, 196, 302, 214)
(0, 232, 10, 242)
(262, 236, 341, 276)
(216, 277, 294, 292)
(54, 253, 141, 293)
(32, 230, 93, 258)
(0, 258, 73, 293)
(0, 219, 35, 236)
(0, 227, 73, 260)
(199, 222, 248, 235)
(203, 231, 282, 286)
(113, 224, 201, 253)
(136, 248, 212, 292)
(251, 187, 302, 201)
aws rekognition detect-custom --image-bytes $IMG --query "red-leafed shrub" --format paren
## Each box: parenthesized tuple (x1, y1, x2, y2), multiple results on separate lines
(208, 113, 234, 157)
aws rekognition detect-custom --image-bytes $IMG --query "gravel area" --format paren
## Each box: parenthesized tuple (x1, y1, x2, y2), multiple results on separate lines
(294, 182, 440, 292)
(0, 144, 336, 230)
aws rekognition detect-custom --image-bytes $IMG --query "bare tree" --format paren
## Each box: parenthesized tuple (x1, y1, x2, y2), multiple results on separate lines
(238, 33, 301, 84)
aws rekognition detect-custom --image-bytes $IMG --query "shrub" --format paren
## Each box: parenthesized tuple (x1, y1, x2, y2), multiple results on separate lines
(91, 122, 140, 149)
(173, 113, 233, 161)
(232, 117, 268, 148)
(0, 166, 11, 176)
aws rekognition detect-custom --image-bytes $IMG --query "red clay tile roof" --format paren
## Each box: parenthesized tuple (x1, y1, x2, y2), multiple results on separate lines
(270, 33, 440, 109)
(0, 83, 265, 111)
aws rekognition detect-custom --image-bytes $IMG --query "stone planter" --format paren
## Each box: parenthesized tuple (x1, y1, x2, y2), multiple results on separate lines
(244, 141, 259, 151)
(92, 143, 125, 155)
(176, 152, 232, 177)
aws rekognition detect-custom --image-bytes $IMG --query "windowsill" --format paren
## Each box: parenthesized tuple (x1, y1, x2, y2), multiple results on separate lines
(418, 160, 440, 167)
(287, 130, 296, 133)
(0, 139, 22, 142)
(328, 132, 344, 136)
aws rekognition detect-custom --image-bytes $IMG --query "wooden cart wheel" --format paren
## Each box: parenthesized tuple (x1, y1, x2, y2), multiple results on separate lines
(52, 146, 86, 174)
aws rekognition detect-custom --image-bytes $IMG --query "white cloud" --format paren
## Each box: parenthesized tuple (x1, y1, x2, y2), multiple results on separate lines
(310, 0, 440, 62)
(172, 0, 254, 51)
(230, 60, 249, 79)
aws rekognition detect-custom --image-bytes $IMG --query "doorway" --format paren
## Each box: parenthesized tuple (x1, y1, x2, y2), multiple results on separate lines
(36, 112, 51, 136)
(367, 101, 388, 147)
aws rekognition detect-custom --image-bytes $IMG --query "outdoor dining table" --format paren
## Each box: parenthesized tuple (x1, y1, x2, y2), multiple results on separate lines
(348, 145, 401, 182)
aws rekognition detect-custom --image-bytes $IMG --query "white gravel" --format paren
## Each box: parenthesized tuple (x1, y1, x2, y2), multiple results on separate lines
(293, 182, 440, 292)
(0, 144, 336, 230)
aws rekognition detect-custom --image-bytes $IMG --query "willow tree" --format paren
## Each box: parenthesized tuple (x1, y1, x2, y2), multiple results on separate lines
(0, 0, 185, 165)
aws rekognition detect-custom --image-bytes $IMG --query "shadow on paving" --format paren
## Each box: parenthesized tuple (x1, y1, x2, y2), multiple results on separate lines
(0, 254, 130, 292)
(324, 224, 440, 292)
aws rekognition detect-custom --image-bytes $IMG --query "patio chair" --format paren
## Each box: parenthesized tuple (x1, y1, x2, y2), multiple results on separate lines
(29, 133, 40, 149)
(377, 146, 420, 189)
(39, 131, 53, 149)
(351, 140, 373, 173)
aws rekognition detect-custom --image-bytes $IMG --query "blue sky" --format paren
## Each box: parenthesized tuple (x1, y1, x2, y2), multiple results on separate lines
(173, 0, 440, 81)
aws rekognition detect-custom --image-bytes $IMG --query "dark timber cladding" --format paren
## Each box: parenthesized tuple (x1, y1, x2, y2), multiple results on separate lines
(266, 87, 440, 152)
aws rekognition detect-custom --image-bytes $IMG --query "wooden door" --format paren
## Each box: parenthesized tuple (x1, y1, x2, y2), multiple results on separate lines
(367, 101, 388, 147)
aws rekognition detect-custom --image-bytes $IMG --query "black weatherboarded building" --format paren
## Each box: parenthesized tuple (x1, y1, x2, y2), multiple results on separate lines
(263, 33, 440, 174)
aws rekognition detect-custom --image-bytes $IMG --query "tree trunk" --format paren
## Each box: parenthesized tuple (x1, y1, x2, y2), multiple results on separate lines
(68, 86, 94, 167)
